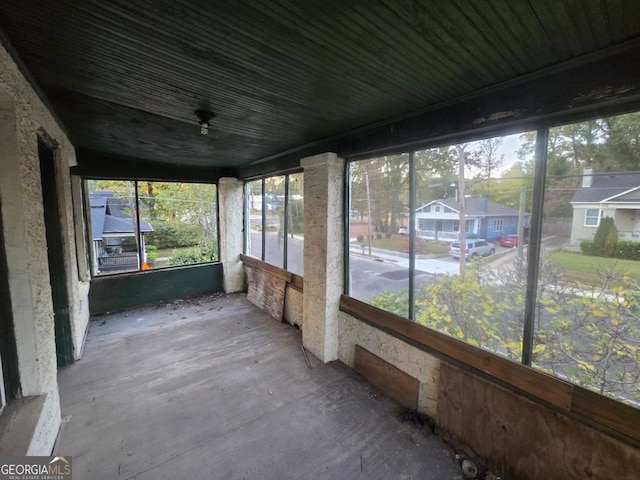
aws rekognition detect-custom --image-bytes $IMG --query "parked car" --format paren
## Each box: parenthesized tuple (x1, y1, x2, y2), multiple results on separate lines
(450, 240, 495, 260)
(499, 234, 527, 248)
(398, 227, 409, 236)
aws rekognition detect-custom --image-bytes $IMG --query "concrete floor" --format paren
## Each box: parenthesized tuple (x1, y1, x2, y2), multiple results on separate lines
(55, 293, 462, 479)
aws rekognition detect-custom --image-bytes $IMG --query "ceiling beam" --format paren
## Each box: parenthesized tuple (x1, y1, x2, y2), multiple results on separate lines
(72, 150, 233, 183)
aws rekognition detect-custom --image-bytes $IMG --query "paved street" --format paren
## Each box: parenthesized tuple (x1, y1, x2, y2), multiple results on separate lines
(248, 231, 568, 303)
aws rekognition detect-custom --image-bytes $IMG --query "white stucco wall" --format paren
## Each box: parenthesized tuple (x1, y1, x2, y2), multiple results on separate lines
(0, 41, 89, 453)
(301, 153, 344, 362)
(219, 177, 245, 293)
(283, 285, 303, 327)
(338, 312, 441, 418)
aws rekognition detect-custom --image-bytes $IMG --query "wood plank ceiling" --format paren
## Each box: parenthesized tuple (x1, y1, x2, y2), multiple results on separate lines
(1, 0, 640, 174)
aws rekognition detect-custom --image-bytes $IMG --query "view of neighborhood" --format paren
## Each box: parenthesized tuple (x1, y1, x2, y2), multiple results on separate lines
(347, 112, 640, 407)
(86, 180, 218, 275)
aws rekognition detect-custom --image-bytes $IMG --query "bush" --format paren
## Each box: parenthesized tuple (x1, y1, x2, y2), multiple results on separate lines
(357, 235, 364, 242)
(168, 242, 218, 266)
(593, 217, 617, 257)
(616, 241, 640, 260)
(147, 220, 203, 249)
(145, 244, 158, 263)
(385, 232, 392, 238)
(376, 233, 382, 240)
(580, 240, 596, 256)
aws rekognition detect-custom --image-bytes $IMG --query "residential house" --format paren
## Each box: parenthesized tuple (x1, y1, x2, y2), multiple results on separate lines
(570, 168, 640, 245)
(414, 198, 529, 242)
(89, 192, 153, 274)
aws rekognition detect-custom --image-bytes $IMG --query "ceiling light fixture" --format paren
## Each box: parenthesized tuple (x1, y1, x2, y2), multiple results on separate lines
(195, 109, 216, 135)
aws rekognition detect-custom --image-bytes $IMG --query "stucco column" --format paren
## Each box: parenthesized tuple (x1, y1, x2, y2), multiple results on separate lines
(218, 177, 245, 293)
(301, 152, 344, 362)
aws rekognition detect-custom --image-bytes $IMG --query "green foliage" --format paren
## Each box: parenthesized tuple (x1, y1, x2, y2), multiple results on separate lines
(376, 233, 382, 240)
(145, 245, 158, 263)
(357, 235, 364, 242)
(168, 242, 218, 266)
(288, 199, 304, 234)
(593, 217, 618, 257)
(616, 241, 640, 261)
(604, 227, 619, 258)
(147, 221, 203, 249)
(370, 257, 640, 405)
(371, 289, 408, 318)
(580, 240, 596, 256)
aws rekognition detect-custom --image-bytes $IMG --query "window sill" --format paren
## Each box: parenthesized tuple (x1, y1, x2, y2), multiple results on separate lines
(0, 395, 48, 455)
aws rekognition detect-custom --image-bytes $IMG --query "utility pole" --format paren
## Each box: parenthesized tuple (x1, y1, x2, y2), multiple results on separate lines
(125, 181, 142, 266)
(365, 168, 373, 256)
(458, 146, 466, 275)
(517, 186, 526, 269)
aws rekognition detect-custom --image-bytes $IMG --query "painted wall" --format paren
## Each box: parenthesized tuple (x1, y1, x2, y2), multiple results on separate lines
(570, 206, 597, 244)
(0, 41, 89, 453)
(88, 263, 224, 315)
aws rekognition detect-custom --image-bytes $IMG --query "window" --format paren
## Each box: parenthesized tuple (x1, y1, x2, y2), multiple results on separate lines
(534, 112, 640, 407)
(584, 208, 601, 226)
(348, 154, 410, 318)
(465, 219, 473, 233)
(348, 133, 534, 362)
(85, 180, 218, 276)
(347, 110, 640, 409)
(245, 172, 304, 275)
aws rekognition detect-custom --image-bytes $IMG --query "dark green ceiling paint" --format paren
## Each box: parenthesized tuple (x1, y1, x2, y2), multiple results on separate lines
(1, 0, 640, 173)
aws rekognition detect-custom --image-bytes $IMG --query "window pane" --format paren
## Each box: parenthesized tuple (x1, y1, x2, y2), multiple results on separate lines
(535, 112, 640, 407)
(86, 180, 141, 276)
(349, 154, 410, 317)
(286, 173, 304, 276)
(246, 180, 263, 260)
(140, 182, 218, 268)
(264, 176, 286, 268)
(410, 133, 533, 359)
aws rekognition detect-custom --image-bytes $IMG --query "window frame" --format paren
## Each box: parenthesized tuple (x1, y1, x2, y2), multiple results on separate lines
(344, 115, 640, 417)
(83, 178, 220, 277)
(584, 207, 602, 227)
(244, 170, 304, 275)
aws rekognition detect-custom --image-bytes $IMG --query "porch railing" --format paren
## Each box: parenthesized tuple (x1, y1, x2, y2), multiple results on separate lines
(416, 230, 459, 241)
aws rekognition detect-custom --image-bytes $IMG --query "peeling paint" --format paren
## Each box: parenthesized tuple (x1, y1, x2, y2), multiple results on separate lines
(473, 109, 526, 126)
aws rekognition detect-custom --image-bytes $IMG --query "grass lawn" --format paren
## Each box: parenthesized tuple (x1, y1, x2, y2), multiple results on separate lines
(550, 251, 640, 287)
(353, 236, 450, 255)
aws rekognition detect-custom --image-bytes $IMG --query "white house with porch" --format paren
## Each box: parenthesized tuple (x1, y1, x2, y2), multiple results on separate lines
(570, 168, 640, 245)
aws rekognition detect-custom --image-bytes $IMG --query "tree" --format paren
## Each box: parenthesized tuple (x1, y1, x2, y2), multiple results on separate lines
(370, 257, 640, 406)
(593, 217, 618, 257)
(469, 137, 505, 188)
(351, 155, 409, 234)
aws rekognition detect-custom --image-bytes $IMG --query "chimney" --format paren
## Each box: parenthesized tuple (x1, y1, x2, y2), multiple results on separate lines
(582, 167, 593, 188)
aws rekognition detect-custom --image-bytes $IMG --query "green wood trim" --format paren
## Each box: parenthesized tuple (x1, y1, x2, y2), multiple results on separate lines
(89, 263, 223, 315)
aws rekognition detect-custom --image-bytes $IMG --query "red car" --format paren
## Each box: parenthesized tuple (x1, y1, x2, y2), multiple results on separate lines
(500, 234, 527, 248)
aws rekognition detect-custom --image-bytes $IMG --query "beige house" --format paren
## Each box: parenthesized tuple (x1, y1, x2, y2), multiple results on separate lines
(570, 168, 640, 245)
